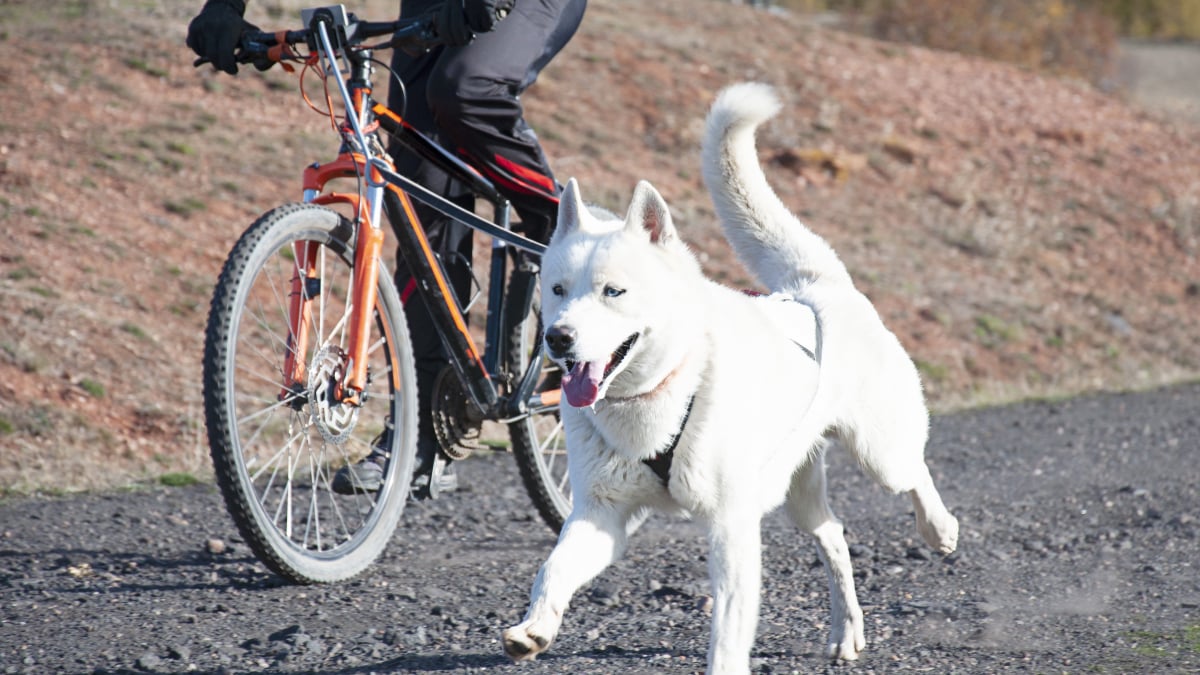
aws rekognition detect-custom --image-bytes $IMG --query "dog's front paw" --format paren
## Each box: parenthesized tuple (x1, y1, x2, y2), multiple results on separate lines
(502, 621, 556, 662)
(826, 612, 866, 661)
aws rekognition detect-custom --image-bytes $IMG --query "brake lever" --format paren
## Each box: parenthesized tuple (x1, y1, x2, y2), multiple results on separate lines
(391, 23, 439, 57)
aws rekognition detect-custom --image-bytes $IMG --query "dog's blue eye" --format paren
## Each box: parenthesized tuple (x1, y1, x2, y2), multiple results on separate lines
(551, 283, 564, 296)
(603, 285, 625, 298)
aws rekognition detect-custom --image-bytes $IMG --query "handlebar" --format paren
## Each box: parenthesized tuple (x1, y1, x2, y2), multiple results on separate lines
(194, 12, 439, 69)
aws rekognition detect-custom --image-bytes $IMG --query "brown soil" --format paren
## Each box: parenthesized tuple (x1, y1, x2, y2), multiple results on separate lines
(1, 0, 1198, 493)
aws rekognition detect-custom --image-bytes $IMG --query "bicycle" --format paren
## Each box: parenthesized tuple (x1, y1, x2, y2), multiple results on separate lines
(200, 4, 570, 584)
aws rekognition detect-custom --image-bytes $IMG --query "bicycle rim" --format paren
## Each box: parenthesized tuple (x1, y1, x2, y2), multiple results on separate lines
(506, 276, 571, 533)
(203, 203, 417, 583)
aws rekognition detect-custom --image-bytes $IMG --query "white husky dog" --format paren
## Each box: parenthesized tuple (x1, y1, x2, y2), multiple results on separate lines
(502, 82, 959, 674)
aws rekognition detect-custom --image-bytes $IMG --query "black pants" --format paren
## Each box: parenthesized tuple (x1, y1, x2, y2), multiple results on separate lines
(385, 0, 587, 448)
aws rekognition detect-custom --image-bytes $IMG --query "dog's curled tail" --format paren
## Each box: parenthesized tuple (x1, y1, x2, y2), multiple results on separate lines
(701, 82, 851, 291)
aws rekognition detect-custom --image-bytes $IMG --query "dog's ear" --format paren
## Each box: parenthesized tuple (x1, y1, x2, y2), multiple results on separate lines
(550, 177, 585, 245)
(625, 180, 677, 245)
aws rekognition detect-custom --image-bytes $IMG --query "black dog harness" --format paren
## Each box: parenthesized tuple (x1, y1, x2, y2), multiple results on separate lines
(641, 395, 696, 487)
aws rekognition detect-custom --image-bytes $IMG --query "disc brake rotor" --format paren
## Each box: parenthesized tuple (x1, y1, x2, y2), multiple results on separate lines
(308, 345, 359, 445)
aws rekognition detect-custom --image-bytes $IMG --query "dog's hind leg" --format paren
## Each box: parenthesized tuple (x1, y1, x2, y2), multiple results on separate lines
(850, 436, 959, 553)
(502, 502, 632, 662)
(784, 449, 865, 661)
(908, 471, 958, 554)
(836, 402, 959, 555)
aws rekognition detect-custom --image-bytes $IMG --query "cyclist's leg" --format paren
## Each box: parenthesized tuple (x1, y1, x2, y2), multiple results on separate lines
(333, 35, 474, 497)
(338, 0, 586, 496)
(395, 43, 481, 496)
(425, 0, 587, 244)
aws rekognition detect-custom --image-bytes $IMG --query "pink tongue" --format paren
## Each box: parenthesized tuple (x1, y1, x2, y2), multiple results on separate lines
(561, 361, 604, 407)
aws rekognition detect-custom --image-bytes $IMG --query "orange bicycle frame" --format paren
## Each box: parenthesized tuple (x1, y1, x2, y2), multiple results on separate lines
(276, 20, 553, 417)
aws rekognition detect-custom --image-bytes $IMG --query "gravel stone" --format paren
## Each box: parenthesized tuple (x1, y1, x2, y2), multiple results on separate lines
(134, 652, 160, 671)
(166, 645, 191, 661)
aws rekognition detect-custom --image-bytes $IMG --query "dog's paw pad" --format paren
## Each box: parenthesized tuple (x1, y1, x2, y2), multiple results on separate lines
(826, 641, 863, 661)
(826, 618, 866, 661)
(919, 513, 959, 555)
(826, 637, 865, 661)
(502, 627, 551, 662)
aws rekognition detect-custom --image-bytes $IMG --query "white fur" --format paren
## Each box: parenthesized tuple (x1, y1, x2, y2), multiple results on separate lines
(502, 82, 959, 674)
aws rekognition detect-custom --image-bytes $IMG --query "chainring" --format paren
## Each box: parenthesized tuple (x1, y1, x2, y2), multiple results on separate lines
(430, 366, 484, 460)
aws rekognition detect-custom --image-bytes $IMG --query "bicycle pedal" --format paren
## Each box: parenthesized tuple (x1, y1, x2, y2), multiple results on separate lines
(411, 453, 458, 501)
(429, 453, 456, 499)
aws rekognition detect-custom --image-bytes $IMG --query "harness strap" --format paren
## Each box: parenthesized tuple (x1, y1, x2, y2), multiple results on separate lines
(638, 327, 817, 487)
(791, 338, 816, 362)
(642, 395, 696, 487)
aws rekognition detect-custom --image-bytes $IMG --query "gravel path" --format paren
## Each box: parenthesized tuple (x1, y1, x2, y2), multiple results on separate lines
(3, 383, 1198, 674)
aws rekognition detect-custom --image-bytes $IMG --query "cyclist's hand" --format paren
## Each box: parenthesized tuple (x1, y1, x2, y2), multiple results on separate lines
(394, 20, 440, 58)
(186, 0, 261, 74)
(433, 0, 515, 47)
(433, 1, 474, 47)
(464, 0, 514, 33)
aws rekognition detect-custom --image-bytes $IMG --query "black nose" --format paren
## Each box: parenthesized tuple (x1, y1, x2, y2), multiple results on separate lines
(544, 325, 576, 357)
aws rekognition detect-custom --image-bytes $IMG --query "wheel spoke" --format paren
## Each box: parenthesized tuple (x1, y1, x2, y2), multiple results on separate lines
(314, 441, 363, 549)
(249, 426, 306, 484)
(235, 393, 293, 427)
(249, 263, 294, 362)
(303, 446, 323, 552)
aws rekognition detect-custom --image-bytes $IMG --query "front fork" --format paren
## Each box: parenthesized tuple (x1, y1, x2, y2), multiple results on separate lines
(279, 153, 385, 406)
(340, 178, 387, 405)
(282, 240, 319, 399)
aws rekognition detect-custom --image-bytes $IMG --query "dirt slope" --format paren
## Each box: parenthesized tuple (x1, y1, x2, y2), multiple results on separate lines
(1, 0, 1198, 493)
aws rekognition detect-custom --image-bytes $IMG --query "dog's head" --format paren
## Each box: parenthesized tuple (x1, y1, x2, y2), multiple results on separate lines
(541, 178, 703, 408)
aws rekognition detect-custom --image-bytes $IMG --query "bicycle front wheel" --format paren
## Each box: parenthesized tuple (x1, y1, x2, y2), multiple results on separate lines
(505, 269, 571, 533)
(203, 203, 418, 584)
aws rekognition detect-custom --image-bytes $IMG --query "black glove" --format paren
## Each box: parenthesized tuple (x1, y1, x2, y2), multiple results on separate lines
(464, 0, 514, 33)
(434, 0, 515, 47)
(434, 1, 475, 47)
(186, 0, 260, 74)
